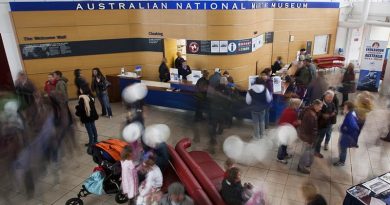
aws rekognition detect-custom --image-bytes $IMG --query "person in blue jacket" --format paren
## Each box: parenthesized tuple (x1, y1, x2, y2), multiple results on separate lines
(334, 101, 361, 166)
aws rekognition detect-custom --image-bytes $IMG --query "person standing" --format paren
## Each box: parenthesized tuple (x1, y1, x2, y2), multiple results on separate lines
(297, 99, 323, 174)
(304, 70, 329, 105)
(15, 71, 37, 111)
(194, 70, 209, 121)
(246, 77, 272, 139)
(91, 67, 113, 118)
(174, 52, 185, 70)
(121, 145, 138, 205)
(74, 69, 88, 95)
(159, 57, 170, 82)
(340, 63, 356, 106)
(159, 182, 194, 205)
(75, 84, 99, 146)
(209, 68, 222, 88)
(178, 61, 192, 80)
(304, 58, 317, 82)
(272, 56, 283, 74)
(261, 68, 273, 129)
(314, 90, 337, 158)
(44, 73, 57, 95)
(334, 101, 360, 166)
(53, 71, 69, 102)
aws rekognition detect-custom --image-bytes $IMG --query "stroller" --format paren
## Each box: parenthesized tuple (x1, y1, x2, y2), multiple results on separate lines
(66, 139, 129, 205)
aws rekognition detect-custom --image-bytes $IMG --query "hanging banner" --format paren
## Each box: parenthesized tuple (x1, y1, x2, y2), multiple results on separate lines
(357, 40, 387, 92)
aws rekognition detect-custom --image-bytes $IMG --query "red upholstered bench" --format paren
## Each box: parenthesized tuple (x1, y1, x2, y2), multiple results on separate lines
(167, 145, 213, 205)
(175, 138, 226, 205)
(313, 56, 345, 69)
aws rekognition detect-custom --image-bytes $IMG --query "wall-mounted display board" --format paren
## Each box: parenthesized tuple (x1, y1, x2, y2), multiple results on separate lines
(20, 38, 163, 60)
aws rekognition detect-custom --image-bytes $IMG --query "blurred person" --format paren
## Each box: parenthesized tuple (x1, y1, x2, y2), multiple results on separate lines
(261, 68, 273, 129)
(304, 70, 328, 105)
(328, 86, 340, 112)
(302, 182, 327, 205)
(224, 158, 236, 178)
(174, 52, 185, 70)
(221, 167, 253, 205)
(74, 69, 88, 95)
(159, 57, 170, 82)
(121, 145, 138, 204)
(246, 77, 272, 139)
(277, 98, 302, 164)
(295, 64, 311, 87)
(194, 69, 209, 121)
(272, 56, 283, 74)
(283, 75, 297, 97)
(137, 154, 163, 205)
(209, 68, 222, 88)
(333, 101, 360, 166)
(53, 70, 69, 102)
(223, 71, 235, 88)
(340, 63, 356, 106)
(314, 90, 337, 158)
(92, 67, 113, 118)
(75, 84, 99, 147)
(159, 182, 194, 205)
(15, 71, 37, 110)
(297, 99, 323, 174)
(355, 91, 374, 128)
(44, 73, 57, 95)
(304, 58, 316, 82)
(178, 61, 192, 80)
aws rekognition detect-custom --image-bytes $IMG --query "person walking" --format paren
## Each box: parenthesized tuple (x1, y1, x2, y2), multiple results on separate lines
(297, 99, 323, 174)
(340, 63, 356, 106)
(74, 69, 88, 95)
(194, 70, 209, 121)
(75, 84, 99, 146)
(53, 71, 69, 102)
(91, 67, 113, 118)
(44, 73, 57, 95)
(261, 68, 273, 129)
(159, 57, 170, 82)
(314, 90, 337, 158)
(334, 101, 361, 166)
(246, 77, 272, 139)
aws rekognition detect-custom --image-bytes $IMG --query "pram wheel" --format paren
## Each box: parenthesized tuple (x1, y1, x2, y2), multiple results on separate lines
(65, 198, 84, 205)
(115, 193, 129, 204)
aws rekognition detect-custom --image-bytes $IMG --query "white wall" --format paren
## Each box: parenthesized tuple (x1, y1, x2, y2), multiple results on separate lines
(0, 1, 23, 83)
(370, 26, 390, 41)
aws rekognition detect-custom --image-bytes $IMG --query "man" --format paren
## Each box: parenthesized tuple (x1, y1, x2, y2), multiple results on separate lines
(315, 90, 337, 158)
(178, 61, 192, 80)
(304, 70, 329, 105)
(159, 182, 194, 205)
(298, 99, 323, 174)
(53, 71, 69, 102)
(209, 68, 222, 88)
(304, 58, 317, 82)
(194, 70, 209, 121)
(174, 52, 185, 70)
(295, 65, 311, 87)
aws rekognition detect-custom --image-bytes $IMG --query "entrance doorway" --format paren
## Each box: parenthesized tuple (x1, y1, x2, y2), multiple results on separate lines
(163, 38, 186, 68)
(0, 34, 14, 91)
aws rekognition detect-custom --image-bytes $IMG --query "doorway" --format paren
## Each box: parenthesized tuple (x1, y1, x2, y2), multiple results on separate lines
(0, 34, 14, 91)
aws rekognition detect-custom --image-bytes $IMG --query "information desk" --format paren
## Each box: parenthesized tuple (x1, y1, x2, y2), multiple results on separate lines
(343, 172, 390, 205)
(116, 75, 286, 123)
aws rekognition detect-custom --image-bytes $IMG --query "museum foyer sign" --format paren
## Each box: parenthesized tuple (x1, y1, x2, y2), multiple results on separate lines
(10, 1, 339, 11)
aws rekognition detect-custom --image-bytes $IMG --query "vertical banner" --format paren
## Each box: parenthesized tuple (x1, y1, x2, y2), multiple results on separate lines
(357, 40, 387, 92)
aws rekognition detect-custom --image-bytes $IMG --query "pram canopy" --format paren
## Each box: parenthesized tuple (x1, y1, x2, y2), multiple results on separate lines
(92, 138, 128, 164)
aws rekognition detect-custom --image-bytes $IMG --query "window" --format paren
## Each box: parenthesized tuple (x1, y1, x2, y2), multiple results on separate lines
(313, 34, 330, 55)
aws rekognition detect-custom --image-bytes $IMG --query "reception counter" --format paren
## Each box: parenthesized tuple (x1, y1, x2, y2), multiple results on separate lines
(109, 74, 286, 123)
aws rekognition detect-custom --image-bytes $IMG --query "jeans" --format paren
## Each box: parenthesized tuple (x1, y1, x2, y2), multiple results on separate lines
(251, 110, 266, 139)
(298, 142, 314, 168)
(265, 108, 270, 129)
(97, 92, 112, 116)
(85, 122, 98, 144)
(277, 145, 288, 160)
(315, 125, 332, 153)
(339, 145, 348, 163)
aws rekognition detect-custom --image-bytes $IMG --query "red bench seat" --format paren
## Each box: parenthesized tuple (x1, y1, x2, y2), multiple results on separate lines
(314, 56, 345, 69)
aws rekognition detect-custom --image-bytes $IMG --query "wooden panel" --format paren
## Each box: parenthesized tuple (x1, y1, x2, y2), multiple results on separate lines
(274, 8, 339, 20)
(163, 38, 177, 68)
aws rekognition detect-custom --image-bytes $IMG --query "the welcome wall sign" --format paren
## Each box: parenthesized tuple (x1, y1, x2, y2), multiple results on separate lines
(10, 1, 340, 11)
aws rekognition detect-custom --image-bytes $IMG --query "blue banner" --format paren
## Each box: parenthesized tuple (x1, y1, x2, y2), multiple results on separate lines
(10, 1, 339, 11)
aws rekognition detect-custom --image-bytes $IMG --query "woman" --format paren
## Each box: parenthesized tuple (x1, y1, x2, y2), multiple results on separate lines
(340, 63, 356, 105)
(91, 68, 113, 118)
(74, 69, 88, 95)
(334, 101, 360, 166)
(159, 58, 170, 82)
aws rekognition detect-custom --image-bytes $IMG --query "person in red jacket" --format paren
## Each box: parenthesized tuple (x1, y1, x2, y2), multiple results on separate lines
(277, 98, 302, 164)
(43, 73, 57, 95)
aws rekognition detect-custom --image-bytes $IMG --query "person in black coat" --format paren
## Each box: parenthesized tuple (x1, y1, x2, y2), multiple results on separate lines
(75, 84, 99, 146)
(221, 167, 253, 205)
(74, 69, 88, 95)
(194, 70, 209, 121)
(91, 67, 113, 118)
(272, 56, 283, 74)
(174, 52, 185, 69)
(178, 61, 192, 80)
(159, 57, 170, 82)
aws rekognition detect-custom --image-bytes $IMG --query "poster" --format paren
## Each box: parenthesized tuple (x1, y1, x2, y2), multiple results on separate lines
(248, 75, 259, 88)
(358, 40, 388, 92)
(219, 41, 228, 53)
(169, 68, 179, 82)
(272, 76, 282, 93)
(211, 41, 220, 53)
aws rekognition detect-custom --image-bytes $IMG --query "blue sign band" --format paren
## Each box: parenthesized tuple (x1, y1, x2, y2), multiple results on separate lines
(10, 1, 339, 11)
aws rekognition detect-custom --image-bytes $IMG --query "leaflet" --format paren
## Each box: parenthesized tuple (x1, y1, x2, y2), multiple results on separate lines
(363, 178, 390, 195)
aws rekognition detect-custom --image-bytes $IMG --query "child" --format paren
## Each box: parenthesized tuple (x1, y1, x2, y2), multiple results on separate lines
(334, 101, 360, 166)
(224, 158, 235, 179)
(137, 154, 163, 205)
(121, 145, 138, 205)
(221, 167, 253, 205)
(277, 98, 302, 164)
(75, 84, 99, 146)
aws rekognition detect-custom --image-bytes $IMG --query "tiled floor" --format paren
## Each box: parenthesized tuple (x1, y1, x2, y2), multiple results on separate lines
(2, 71, 390, 205)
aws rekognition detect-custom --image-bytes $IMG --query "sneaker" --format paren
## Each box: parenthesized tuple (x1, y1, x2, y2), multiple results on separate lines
(297, 166, 310, 174)
(314, 153, 324, 158)
(324, 144, 329, 151)
(333, 161, 345, 166)
(277, 159, 288, 164)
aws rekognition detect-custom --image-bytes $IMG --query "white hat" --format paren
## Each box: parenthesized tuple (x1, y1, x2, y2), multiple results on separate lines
(215, 68, 221, 73)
